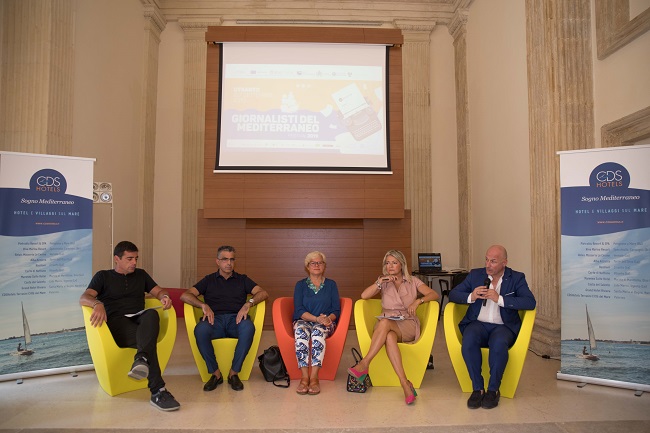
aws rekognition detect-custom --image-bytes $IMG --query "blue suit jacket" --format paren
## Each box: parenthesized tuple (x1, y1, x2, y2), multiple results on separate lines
(448, 267, 536, 336)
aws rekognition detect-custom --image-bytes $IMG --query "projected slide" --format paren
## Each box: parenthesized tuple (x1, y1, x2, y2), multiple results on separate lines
(217, 42, 390, 173)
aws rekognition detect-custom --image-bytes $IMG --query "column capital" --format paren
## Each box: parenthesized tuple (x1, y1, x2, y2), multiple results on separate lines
(393, 20, 437, 35)
(143, 3, 167, 40)
(448, 8, 469, 41)
(179, 16, 223, 35)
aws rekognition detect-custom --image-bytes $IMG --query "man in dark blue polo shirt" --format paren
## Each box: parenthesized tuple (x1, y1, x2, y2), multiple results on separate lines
(181, 245, 268, 392)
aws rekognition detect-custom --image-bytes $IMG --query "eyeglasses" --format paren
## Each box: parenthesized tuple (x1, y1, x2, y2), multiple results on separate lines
(218, 258, 236, 262)
(308, 261, 325, 267)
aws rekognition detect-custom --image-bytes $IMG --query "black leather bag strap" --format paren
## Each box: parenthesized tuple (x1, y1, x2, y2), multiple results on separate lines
(351, 347, 363, 364)
(272, 370, 290, 388)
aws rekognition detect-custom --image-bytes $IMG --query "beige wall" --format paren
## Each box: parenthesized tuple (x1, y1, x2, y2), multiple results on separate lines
(71, 0, 145, 273)
(465, 0, 532, 276)
(429, 25, 460, 269)
(153, 21, 184, 287)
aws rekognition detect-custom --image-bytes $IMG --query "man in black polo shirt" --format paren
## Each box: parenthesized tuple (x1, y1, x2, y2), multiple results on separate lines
(80, 241, 180, 411)
(180, 245, 268, 392)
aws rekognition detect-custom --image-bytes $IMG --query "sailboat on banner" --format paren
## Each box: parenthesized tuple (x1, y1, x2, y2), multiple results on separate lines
(13, 302, 34, 356)
(579, 304, 599, 361)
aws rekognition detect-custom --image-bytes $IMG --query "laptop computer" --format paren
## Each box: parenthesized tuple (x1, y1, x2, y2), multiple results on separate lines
(417, 253, 443, 274)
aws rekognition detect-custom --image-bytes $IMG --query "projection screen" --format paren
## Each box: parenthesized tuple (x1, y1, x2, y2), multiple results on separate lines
(215, 42, 391, 173)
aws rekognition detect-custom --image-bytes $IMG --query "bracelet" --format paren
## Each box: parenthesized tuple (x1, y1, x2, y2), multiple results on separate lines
(376, 281, 382, 289)
(419, 298, 425, 304)
(162, 294, 170, 299)
(92, 300, 103, 309)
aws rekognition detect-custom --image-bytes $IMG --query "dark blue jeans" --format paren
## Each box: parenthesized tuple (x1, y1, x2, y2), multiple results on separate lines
(194, 313, 255, 375)
(461, 320, 516, 392)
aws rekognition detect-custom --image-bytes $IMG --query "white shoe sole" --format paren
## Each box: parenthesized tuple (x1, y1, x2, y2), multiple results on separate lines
(150, 400, 180, 411)
(128, 364, 149, 380)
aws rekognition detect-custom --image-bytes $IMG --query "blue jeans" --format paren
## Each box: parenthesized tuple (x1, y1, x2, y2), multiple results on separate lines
(194, 313, 255, 374)
(461, 320, 516, 392)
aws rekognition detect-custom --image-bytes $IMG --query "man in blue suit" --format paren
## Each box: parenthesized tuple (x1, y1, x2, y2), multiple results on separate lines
(449, 245, 536, 409)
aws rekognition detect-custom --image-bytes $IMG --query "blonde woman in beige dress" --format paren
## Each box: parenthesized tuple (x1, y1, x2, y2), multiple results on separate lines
(348, 250, 439, 405)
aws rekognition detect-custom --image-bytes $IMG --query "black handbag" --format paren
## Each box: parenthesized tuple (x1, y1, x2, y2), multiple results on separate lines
(258, 345, 290, 388)
(346, 347, 372, 393)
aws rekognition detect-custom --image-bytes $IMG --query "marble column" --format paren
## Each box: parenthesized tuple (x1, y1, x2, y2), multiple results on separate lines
(0, 0, 74, 156)
(526, 0, 595, 356)
(394, 21, 436, 267)
(136, 2, 166, 271)
(179, 18, 222, 287)
(448, 9, 472, 269)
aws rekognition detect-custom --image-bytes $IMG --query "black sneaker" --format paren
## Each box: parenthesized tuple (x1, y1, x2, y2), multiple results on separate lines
(228, 374, 244, 391)
(128, 357, 149, 380)
(467, 390, 484, 409)
(150, 388, 180, 411)
(481, 390, 500, 409)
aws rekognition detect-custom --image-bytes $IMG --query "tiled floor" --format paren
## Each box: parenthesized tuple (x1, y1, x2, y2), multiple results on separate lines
(0, 318, 648, 432)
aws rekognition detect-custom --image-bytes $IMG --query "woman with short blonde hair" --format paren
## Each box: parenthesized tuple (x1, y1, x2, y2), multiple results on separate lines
(292, 251, 341, 395)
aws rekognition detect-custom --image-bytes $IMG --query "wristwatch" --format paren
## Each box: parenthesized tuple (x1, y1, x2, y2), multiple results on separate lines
(248, 298, 255, 306)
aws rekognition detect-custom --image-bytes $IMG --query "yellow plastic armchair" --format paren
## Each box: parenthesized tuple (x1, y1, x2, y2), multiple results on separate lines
(354, 298, 439, 388)
(184, 297, 265, 382)
(81, 298, 177, 397)
(443, 302, 536, 398)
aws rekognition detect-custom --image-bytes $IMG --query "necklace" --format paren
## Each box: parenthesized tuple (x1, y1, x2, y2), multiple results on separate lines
(306, 277, 325, 294)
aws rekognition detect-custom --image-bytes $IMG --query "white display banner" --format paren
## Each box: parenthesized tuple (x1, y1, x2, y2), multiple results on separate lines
(0, 152, 95, 379)
(558, 145, 650, 392)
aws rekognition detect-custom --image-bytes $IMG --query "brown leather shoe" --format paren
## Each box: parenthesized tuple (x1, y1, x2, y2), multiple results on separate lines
(308, 378, 320, 395)
(296, 378, 309, 395)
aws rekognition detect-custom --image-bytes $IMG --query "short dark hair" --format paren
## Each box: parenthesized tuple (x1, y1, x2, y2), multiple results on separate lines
(114, 241, 138, 258)
(217, 245, 235, 258)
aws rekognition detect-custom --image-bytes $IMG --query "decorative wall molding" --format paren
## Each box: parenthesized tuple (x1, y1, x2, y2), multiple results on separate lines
(595, 0, 650, 60)
(394, 20, 438, 33)
(157, 0, 455, 24)
(601, 106, 650, 148)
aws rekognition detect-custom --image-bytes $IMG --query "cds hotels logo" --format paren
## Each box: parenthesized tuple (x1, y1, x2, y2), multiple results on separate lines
(588, 162, 630, 189)
(29, 168, 67, 194)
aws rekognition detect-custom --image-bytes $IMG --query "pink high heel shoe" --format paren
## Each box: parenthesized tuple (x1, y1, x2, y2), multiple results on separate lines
(405, 381, 417, 405)
(347, 365, 368, 381)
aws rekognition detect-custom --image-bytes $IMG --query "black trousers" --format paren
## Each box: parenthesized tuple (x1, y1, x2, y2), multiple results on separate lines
(107, 309, 164, 393)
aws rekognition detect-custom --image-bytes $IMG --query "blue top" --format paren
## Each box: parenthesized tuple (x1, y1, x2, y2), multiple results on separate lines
(292, 278, 341, 322)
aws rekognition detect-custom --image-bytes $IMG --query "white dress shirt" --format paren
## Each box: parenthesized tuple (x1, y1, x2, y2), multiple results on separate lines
(467, 275, 505, 324)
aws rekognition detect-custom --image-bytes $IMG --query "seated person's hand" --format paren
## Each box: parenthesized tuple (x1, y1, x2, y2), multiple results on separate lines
(160, 295, 172, 310)
(201, 303, 215, 325)
(90, 304, 107, 327)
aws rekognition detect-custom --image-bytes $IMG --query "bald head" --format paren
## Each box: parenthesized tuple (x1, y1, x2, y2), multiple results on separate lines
(485, 245, 508, 279)
(486, 245, 507, 260)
